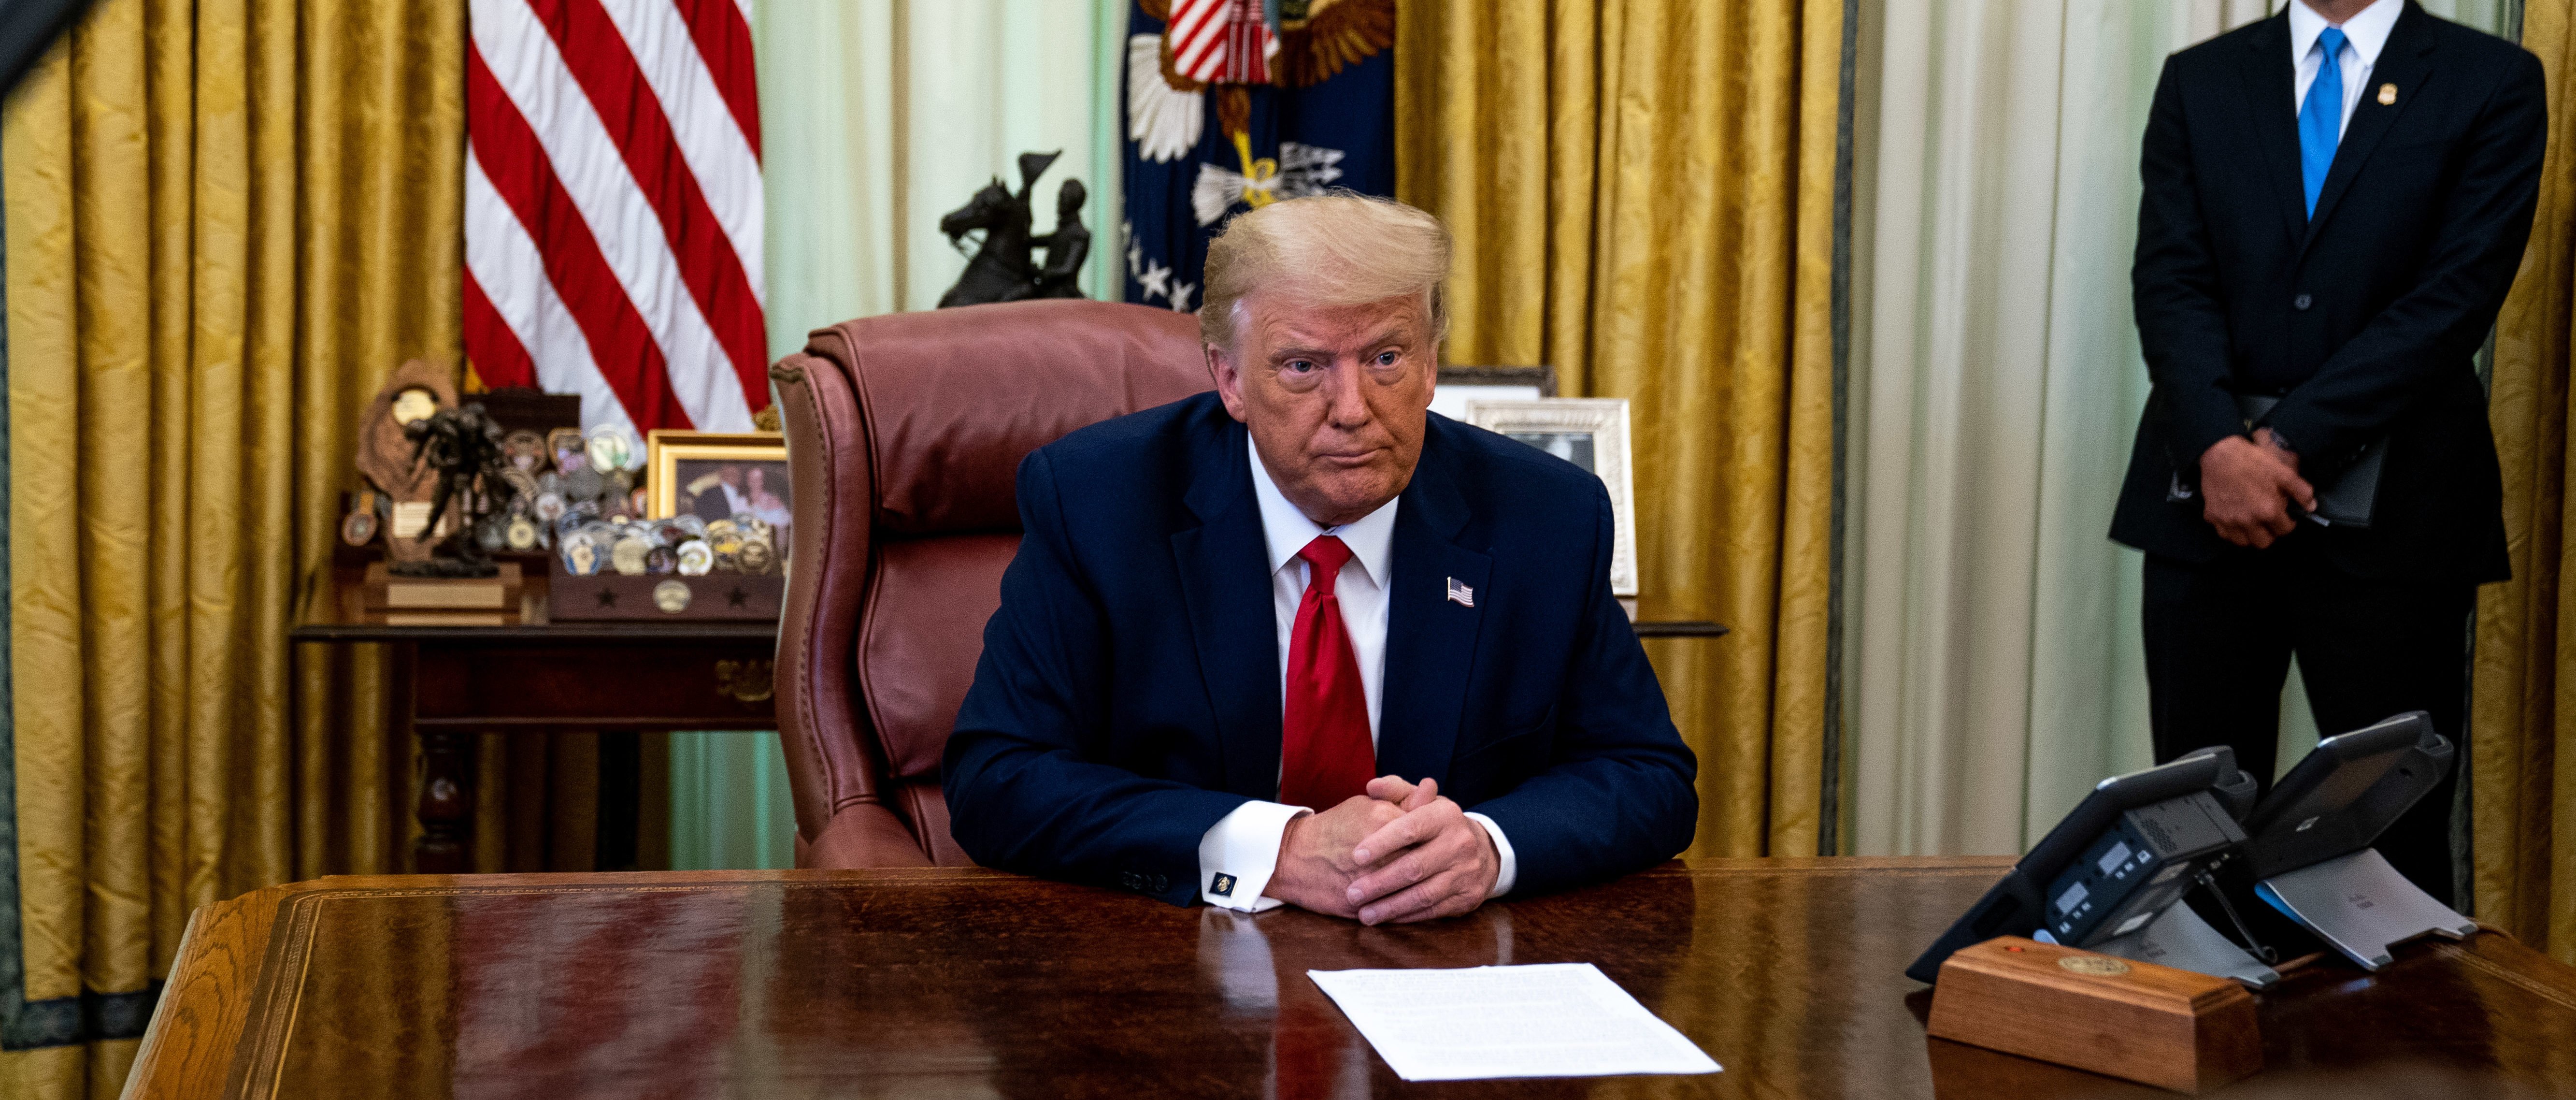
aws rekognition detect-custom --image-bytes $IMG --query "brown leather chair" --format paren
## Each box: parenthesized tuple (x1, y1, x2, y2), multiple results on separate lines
(770, 299, 1212, 868)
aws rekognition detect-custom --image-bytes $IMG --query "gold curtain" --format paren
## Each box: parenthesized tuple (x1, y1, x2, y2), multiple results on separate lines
(2474, 2, 2576, 967)
(1396, 0, 1841, 856)
(1, 0, 461, 1094)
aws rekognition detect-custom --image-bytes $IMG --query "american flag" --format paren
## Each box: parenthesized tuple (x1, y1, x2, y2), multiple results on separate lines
(1167, 0, 1274, 86)
(463, 0, 767, 440)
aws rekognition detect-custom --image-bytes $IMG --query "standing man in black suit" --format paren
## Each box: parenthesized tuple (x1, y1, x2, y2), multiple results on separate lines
(2117, 0, 2545, 905)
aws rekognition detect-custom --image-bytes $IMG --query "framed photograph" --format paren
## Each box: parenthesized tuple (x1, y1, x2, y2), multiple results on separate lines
(1460, 398, 1637, 598)
(645, 430, 794, 547)
(1429, 364, 1558, 423)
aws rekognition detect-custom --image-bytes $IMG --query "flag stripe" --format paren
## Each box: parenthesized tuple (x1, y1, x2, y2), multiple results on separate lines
(463, 269, 541, 390)
(596, 0, 766, 296)
(1170, 0, 1223, 77)
(465, 0, 764, 437)
(468, 46, 696, 431)
(529, 0, 768, 408)
(472, 0, 751, 431)
(466, 148, 649, 444)
(670, 0, 760, 160)
(1174, 29, 1221, 77)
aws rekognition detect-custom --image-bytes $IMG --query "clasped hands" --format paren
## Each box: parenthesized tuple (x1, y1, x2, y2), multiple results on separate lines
(1262, 775, 1498, 926)
(2199, 429, 2316, 549)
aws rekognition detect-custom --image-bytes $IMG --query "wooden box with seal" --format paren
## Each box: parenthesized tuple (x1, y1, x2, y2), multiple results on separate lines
(1927, 936, 2261, 1094)
(546, 561, 783, 622)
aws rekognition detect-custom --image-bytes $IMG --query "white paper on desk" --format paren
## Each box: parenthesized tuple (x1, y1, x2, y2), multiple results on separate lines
(1306, 963, 1720, 1082)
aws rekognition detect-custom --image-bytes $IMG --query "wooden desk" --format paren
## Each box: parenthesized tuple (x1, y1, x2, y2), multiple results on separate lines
(124, 858, 2576, 1098)
(289, 564, 778, 872)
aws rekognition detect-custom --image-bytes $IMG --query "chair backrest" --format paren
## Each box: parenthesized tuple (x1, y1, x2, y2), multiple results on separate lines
(771, 299, 1211, 864)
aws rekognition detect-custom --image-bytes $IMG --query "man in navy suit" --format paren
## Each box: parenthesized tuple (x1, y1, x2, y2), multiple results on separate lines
(945, 194, 1698, 923)
(2119, 0, 2543, 903)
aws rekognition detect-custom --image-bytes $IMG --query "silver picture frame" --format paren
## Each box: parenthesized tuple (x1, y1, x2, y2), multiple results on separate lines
(1459, 397, 1638, 598)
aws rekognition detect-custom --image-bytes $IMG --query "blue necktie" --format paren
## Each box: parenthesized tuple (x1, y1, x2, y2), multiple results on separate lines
(2299, 28, 2348, 217)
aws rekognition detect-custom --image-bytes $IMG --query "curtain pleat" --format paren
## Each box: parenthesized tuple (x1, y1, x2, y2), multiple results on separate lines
(1395, 0, 1840, 857)
(1844, 0, 2220, 858)
(2474, 0, 2576, 967)
(1, 0, 461, 1093)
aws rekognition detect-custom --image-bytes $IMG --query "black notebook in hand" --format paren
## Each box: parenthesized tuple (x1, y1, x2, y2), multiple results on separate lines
(2233, 395, 2384, 528)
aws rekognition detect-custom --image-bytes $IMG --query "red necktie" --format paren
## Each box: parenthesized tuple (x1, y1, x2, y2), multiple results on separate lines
(1278, 536, 1375, 811)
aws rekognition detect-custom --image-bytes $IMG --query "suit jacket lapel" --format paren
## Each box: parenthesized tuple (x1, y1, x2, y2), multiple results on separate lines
(1170, 419, 1285, 799)
(1374, 440, 1491, 788)
(2233, 13, 2309, 249)
(2303, 4, 2437, 252)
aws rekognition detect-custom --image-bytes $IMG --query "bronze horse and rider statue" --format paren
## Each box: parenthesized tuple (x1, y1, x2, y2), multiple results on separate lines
(937, 150, 1091, 307)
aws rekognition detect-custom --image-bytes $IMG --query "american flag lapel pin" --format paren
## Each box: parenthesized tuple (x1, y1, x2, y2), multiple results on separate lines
(1445, 577, 1475, 608)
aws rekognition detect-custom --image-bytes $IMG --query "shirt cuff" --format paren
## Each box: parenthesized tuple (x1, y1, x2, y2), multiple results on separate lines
(1465, 811, 1518, 898)
(1198, 800, 1309, 912)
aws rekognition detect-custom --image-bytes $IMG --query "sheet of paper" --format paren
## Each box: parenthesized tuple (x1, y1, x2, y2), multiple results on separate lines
(1306, 963, 1720, 1082)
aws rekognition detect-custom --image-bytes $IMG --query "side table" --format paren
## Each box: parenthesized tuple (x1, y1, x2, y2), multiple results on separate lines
(289, 564, 778, 872)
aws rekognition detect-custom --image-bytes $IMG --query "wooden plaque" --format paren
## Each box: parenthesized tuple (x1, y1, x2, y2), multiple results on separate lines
(353, 360, 462, 564)
(1928, 936, 2261, 1094)
(358, 562, 523, 626)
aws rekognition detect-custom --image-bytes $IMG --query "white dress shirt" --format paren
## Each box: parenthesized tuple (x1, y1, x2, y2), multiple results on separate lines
(1197, 435, 1519, 912)
(2290, 0, 2401, 140)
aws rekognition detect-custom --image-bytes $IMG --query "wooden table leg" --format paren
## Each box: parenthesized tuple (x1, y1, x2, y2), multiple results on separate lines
(415, 728, 475, 873)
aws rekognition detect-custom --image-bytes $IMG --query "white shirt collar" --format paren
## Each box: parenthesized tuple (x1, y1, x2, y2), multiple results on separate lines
(2290, 0, 2401, 69)
(1245, 432, 1398, 588)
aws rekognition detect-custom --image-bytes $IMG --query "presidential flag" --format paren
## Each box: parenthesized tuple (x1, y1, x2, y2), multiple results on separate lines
(462, 0, 769, 441)
(1121, 0, 1395, 314)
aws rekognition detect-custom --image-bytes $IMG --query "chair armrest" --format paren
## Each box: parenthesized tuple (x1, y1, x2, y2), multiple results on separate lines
(798, 803, 934, 869)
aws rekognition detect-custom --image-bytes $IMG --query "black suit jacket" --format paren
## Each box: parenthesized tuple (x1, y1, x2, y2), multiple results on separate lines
(942, 395, 1699, 906)
(2114, 3, 2544, 581)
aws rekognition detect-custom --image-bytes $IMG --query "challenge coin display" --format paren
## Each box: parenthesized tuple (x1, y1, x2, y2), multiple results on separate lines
(548, 428, 587, 475)
(502, 430, 547, 474)
(564, 466, 604, 505)
(561, 531, 604, 576)
(544, 428, 786, 619)
(585, 424, 635, 473)
(676, 539, 714, 576)
(341, 490, 382, 547)
(341, 505, 378, 547)
(609, 533, 652, 576)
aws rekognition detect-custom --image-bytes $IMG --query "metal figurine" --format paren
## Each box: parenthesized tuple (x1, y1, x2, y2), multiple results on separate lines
(1034, 178, 1090, 301)
(936, 151, 1091, 307)
(391, 403, 515, 578)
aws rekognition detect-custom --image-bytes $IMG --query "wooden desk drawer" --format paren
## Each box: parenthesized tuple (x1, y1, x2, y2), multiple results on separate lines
(412, 642, 778, 730)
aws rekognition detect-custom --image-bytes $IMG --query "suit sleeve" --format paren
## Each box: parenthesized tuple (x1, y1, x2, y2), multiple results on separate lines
(944, 449, 1250, 906)
(1462, 484, 1699, 897)
(2133, 54, 2254, 478)
(2265, 51, 2547, 477)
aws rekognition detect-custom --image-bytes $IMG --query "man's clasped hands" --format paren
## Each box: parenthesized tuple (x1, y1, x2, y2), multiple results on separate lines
(1263, 776, 1501, 926)
(2198, 428, 2317, 548)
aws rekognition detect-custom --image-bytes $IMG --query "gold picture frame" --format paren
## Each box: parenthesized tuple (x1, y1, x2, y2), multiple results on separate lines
(644, 430, 791, 534)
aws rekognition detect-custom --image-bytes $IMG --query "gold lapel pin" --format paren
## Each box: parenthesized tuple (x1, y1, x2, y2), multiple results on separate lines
(2378, 83, 2398, 106)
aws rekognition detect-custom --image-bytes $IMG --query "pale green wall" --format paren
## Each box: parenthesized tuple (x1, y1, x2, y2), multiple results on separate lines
(671, 0, 1124, 869)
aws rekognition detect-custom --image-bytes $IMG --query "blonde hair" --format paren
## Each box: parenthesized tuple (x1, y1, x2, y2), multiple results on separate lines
(1198, 191, 1453, 350)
